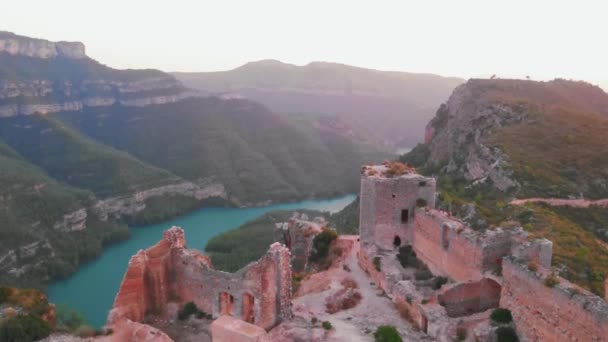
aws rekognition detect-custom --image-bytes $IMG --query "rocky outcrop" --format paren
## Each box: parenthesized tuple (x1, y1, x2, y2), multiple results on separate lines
(424, 85, 524, 191)
(93, 180, 226, 221)
(109, 227, 292, 331)
(0, 31, 204, 117)
(53, 208, 87, 232)
(0, 31, 86, 59)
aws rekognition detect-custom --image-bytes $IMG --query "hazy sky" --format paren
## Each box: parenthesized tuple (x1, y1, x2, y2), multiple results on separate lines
(2, 0, 607, 86)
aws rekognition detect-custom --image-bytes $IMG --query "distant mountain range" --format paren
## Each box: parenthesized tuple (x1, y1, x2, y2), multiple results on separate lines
(173, 60, 464, 149)
(0, 32, 388, 288)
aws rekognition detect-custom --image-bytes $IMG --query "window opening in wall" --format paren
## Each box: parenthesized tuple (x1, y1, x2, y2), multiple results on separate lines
(219, 292, 235, 316)
(401, 209, 409, 223)
(242, 293, 255, 323)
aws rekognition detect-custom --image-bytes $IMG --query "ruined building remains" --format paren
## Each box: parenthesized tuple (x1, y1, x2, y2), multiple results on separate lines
(357, 163, 608, 341)
(108, 227, 292, 331)
(274, 213, 327, 273)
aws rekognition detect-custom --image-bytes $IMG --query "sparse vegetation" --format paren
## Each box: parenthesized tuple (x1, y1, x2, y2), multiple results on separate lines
(373, 325, 402, 342)
(490, 308, 513, 324)
(544, 274, 560, 288)
(309, 228, 338, 263)
(322, 321, 333, 330)
(178, 301, 209, 321)
(0, 315, 52, 342)
(527, 261, 539, 272)
(373, 256, 382, 271)
(495, 326, 519, 342)
(456, 325, 467, 341)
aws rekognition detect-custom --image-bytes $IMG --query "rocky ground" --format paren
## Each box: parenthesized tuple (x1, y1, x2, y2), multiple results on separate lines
(281, 236, 432, 342)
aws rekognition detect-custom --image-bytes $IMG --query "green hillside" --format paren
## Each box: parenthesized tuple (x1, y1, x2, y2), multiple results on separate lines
(0, 115, 176, 198)
(58, 98, 387, 205)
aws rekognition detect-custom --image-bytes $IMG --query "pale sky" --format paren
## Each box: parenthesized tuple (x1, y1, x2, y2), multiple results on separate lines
(2, 0, 607, 87)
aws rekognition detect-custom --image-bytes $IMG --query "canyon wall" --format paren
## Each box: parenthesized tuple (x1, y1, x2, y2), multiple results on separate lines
(93, 179, 226, 221)
(501, 257, 608, 341)
(0, 31, 86, 59)
(109, 227, 292, 331)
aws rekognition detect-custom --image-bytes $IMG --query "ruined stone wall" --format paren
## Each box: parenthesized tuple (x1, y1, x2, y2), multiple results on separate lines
(500, 257, 608, 341)
(109, 227, 292, 331)
(274, 213, 324, 273)
(359, 171, 436, 250)
(412, 209, 515, 282)
(437, 278, 501, 317)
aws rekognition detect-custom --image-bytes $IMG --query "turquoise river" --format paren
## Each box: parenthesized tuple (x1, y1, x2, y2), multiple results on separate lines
(48, 194, 356, 327)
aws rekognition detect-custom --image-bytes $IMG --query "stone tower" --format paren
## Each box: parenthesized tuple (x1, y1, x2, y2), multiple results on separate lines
(359, 164, 436, 250)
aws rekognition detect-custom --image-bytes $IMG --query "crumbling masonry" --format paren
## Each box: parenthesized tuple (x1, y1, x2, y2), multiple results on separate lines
(357, 163, 608, 341)
(108, 227, 292, 331)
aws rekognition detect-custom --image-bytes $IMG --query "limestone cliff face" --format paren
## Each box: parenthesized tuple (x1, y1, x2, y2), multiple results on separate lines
(423, 81, 526, 192)
(93, 179, 226, 221)
(0, 31, 200, 117)
(0, 31, 86, 59)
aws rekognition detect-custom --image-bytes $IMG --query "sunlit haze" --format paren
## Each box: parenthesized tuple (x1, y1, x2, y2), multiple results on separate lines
(2, 0, 607, 87)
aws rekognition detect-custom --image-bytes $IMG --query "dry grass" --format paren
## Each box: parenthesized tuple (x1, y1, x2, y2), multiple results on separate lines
(325, 288, 362, 314)
(341, 277, 358, 289)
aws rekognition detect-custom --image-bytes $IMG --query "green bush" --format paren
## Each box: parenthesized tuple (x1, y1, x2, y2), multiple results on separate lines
(55, 304, 87, 331)
(0, 286, 10, 303)
(178, 301, 205, 320)
(373, 256, 382, 272)
(309, 228, 338, 263)
(373, 325, 402, 342)
(0, 315, 51, 342)
(322, 321, 333, 330)
(432, 276, 448, 290)
(496, 326, 519, 342)
(415, 269, 433, 281)
(416, 198, 428, 207)
(490, 308, 513, 324)
(396, 245, 419, 269)
(544, 274, 560, 288)
(456, 326, 467, 341)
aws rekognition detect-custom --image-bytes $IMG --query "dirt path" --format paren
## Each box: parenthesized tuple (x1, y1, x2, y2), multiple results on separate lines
(510, 198, 608, 208)
(292, 238, 432, 342)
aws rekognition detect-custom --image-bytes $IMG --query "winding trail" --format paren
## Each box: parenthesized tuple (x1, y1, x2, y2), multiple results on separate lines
(510, 198, 608, 208)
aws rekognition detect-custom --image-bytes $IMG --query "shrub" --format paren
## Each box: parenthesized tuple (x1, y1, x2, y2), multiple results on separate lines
(416, 198, 428, 208)
(0, 315, 52, 342)
(311, 317, 318, 325)
(74, 325, 96, 338)
(341, 277, 358, 289)
(178, 301, 206, 320)
(373, 256, 382, 272)
(322, 321, 333, 330)
(309, 228, 338, 263)
(432, 276, 448, 290)
(373, 325, 402, 342)
(456, 326, 467, 341)
(544, 274, 560, 288)
(496, 326, 519, 342)
(396, 245, 419, 269)
(55, 304, 87, 332)
(490, 308, 513, 324)
(415, 269, 433, 281)
(0, 286, 11, 303)
(527, 261, 538, 272)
